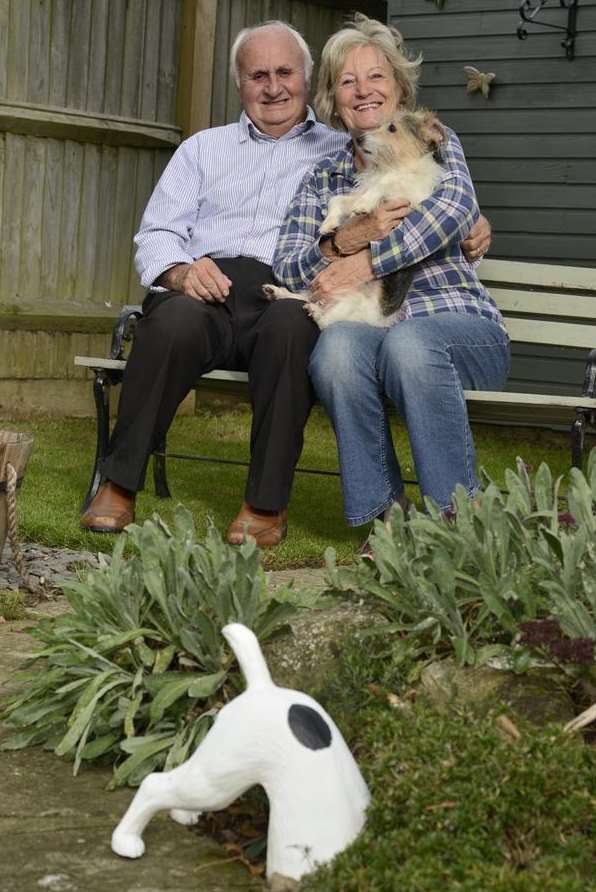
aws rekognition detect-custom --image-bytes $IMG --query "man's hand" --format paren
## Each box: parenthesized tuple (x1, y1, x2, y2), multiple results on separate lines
(327, 199, 411, 257)
(156, 258, 232, 302)
(461, 214, 491, 263)
(311, 250, 375, 304)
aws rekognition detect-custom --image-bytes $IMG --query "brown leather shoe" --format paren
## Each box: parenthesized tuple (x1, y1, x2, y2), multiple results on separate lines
(81, 481, 135, 533)
(226, 501, 288, 548)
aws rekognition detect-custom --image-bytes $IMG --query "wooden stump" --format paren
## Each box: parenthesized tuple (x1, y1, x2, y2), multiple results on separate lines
(0, 431, 34, 558)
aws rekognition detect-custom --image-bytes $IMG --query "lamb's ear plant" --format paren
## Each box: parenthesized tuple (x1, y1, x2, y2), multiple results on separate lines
(1, 507, 316, 787)
(326, 451, 596, 675)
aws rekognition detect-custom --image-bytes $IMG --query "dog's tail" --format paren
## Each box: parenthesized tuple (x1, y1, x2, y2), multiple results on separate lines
(222, 623, 274, 689)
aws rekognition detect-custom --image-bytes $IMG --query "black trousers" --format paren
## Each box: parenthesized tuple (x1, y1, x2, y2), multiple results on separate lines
(102, 258, 319, 511)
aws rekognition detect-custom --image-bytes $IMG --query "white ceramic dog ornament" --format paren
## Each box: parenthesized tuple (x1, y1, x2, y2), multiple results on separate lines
(111, 623, 370, 883)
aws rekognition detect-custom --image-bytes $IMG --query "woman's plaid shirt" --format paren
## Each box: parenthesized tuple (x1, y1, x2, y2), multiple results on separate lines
(272, 128, 504, 328)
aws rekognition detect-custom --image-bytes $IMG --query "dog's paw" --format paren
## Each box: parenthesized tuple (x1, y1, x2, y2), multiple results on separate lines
(170, 808, 201, 826)
(319, 218, 336, 236)
(111, 829, 146, 859)
(349, 203, 370, 216)
(262, 283, 278, 300)
(304, 302, 323, 327)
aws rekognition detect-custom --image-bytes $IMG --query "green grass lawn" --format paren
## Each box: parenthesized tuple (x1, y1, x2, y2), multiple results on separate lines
(1, 405, 582, 568)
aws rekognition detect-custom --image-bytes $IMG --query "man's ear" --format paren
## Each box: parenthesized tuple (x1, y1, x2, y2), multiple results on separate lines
(417, 110, 446, 150)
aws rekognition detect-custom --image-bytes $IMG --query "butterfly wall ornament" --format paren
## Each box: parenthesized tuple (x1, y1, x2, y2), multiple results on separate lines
(463, 65, 496, 99)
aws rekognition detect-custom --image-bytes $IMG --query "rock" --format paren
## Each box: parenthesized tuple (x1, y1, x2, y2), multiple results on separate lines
(420, 658, 575, 725)
(269, 874, 300, 891)
(263, 599, 385, 695)
(0, 542, 99, 594)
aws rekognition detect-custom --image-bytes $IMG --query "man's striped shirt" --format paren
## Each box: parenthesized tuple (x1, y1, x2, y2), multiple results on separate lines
(134, 109, 349, 288)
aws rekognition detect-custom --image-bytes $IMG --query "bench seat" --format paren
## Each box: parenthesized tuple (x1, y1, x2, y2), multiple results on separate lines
(74, 258, 596, 506)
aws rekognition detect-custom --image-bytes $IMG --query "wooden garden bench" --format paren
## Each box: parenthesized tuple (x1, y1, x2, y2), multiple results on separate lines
(75, 258, 596, 507)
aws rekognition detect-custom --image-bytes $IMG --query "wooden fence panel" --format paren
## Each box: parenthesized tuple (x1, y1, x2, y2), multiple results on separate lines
(0, 0, 183, 322)
(0, 0, 8, 96)
(1, 0, 181, 121)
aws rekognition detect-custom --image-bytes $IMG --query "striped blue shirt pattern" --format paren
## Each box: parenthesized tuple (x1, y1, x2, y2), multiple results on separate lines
(273, 128, 504, 329)
(134, 108, 349, 288)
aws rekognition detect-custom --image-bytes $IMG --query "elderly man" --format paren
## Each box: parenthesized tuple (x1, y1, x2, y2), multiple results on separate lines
(81, 20, 490, 547)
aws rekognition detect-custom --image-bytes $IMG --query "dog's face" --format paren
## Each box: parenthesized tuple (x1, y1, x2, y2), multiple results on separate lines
(357, 109, 445, 169)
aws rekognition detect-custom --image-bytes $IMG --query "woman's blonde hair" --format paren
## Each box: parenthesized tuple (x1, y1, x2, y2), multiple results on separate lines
(314, 14, 422, 130)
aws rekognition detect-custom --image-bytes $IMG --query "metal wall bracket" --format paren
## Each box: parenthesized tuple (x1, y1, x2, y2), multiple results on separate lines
(517, 0, 579, 59)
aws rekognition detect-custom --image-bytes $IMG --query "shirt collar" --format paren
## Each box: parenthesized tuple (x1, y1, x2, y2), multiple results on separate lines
(239, 106, 317, 143)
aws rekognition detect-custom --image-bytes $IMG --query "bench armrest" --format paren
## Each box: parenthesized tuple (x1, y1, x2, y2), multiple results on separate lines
(582, 348, 596, 399)
(109, 304, 144, 360)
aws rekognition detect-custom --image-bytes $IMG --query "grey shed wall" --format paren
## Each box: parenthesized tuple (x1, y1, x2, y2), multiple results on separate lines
(388, 0, 596, 401)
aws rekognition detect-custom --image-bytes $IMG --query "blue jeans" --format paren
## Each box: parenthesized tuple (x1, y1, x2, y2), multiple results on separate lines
(309, 312, 510, 525)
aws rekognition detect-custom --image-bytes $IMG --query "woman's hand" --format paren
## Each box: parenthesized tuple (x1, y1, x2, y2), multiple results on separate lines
(461, 214, 491, 262)
(311, 250, 375, 303)
(331, 199, 411, 256)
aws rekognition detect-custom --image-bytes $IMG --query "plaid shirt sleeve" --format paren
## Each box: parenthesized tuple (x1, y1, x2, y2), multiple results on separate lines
(272, 170, 334, 290)
(369, 129, 479, 278)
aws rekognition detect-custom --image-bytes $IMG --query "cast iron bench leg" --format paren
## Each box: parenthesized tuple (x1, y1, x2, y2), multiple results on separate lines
(153, 435, 171, 499)
(82, 369, 112, 510)
(571, 408, 587, 470)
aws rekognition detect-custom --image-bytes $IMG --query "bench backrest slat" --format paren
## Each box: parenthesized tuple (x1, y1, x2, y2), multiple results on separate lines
(503, 317, 596, 350)
(479, 259, 596, 292)
(474, 260, 596, 350)
(491, 288, 596, 319)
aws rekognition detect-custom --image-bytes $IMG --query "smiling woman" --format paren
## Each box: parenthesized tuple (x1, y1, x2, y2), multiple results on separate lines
(271, 13, 510, 547)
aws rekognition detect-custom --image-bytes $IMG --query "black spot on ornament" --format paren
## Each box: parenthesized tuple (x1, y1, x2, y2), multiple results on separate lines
(288, 704, 332, 750)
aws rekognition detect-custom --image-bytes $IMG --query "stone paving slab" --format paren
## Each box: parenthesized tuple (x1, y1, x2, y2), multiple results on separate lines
(0, 744, 263, 892)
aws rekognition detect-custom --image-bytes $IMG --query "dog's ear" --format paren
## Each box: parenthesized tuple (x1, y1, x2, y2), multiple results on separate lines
(417, 110, 445, 151)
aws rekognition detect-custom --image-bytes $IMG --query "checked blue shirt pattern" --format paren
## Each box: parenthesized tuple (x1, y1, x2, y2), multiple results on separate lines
(272, 128, 504, 328)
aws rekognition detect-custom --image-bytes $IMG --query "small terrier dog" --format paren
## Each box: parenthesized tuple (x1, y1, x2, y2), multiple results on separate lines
(112, 623, 369, 883)
(264, 109, 445, 328)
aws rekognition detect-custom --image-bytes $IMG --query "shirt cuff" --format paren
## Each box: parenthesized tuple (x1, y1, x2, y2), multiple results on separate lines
(283, 238, 332, 287)
(369, 236, 401, 279)
(138, 255, 196, 289)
